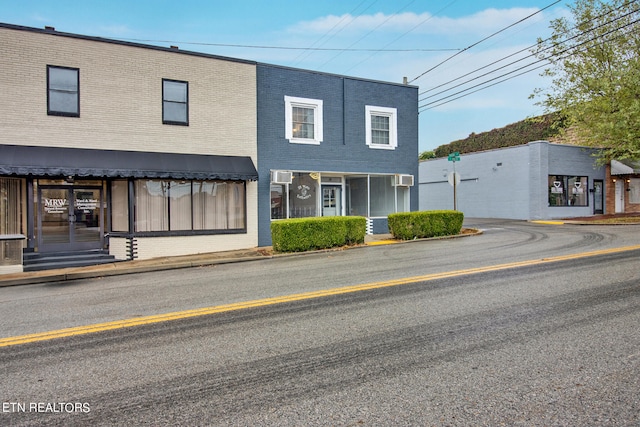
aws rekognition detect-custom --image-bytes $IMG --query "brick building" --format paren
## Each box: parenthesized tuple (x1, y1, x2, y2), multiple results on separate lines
(0, 23, 258, 269)
(0, 23, 419, 271)
(257, 64, 419, 246)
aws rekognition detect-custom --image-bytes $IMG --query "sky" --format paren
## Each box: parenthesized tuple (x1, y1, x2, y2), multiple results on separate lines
(1, 0, 572, 153)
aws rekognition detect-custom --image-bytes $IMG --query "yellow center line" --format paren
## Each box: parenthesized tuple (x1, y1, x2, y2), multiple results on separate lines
(2, 244, 639, 348)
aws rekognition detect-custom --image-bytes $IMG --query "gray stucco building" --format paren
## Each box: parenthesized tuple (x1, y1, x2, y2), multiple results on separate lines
(419, 141, 607, 220)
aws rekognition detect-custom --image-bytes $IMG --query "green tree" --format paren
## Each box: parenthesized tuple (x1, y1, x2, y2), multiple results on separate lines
(531, 0, 640, 162)
(419, 150, 436, 160)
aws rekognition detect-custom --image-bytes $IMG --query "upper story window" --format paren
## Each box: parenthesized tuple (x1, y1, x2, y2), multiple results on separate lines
(366, 106, 397, 150)
(47, 65, 79, 117)
(163, 79, 189, 125)
(285, 96, 323, 145)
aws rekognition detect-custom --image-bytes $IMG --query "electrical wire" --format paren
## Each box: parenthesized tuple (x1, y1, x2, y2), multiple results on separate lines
(318, 0, 419, 69)
(342, 0, 460, 74)
(418, 14, 640, 112)
(408, 0, 561, 84)
(291, 0, 377, 66)
(419, 0, 636, 97)
(109, 37, 456, 52)
(419, 5, 640, 103)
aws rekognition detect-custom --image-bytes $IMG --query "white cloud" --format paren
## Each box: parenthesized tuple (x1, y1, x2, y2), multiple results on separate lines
(288, 8, 545, 37)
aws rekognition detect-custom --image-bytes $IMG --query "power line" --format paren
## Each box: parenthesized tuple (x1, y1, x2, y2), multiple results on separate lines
(408, 0, 561, 84)
(420, 63, 549, 111)
(109, 37, 457, 52)
(342, 0, 460, 74)
(318, 0, 419, 69)
(418, 14, 640, 112)
(419, 4, 640, 103)
(292, 0, 377, 66)
(419, 0, 635, 97)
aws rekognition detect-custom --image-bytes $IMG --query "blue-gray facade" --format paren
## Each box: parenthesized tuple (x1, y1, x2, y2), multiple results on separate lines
(257, 64, 419, 246)
(419, 141, 606, 220)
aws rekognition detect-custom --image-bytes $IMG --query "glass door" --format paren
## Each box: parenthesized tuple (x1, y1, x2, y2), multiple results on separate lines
(593, 180, 603, 214)
(322, 186, 342, 217)
(38, 186, 103, 251)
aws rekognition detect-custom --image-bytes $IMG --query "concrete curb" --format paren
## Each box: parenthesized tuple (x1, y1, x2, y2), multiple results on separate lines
(0, 229, 482, 288)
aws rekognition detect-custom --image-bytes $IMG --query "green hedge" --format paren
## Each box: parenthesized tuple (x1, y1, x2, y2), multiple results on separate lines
(388, 210, 464, 240)
(270, 216, 367, 252)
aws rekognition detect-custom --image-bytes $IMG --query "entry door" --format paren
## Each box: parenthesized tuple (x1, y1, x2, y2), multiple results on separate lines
(593, 180, 603, 214)
(38, 186, 103, 252)
(322, 186, 342, 217)
(615, 180, 624, 213)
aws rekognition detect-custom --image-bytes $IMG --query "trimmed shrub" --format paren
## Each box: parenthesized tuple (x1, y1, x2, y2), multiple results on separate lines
(388, 210, 464, 240)
(271, 216, 366, 252)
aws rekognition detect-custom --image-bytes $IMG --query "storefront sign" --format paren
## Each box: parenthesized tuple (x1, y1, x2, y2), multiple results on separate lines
(572, 182, 583, 194)
(296, 184, 312, 200)
(43, 198, 68, 214)
(551, 181, 563, 194)
(75, 198, 98, 213)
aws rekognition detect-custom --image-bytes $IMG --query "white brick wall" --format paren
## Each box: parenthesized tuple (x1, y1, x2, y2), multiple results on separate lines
(0, 27, 256, 160)
(0, 26, 260, 258)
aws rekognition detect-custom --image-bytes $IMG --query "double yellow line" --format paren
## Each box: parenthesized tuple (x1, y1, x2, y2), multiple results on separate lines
(2, 244, 639, 348)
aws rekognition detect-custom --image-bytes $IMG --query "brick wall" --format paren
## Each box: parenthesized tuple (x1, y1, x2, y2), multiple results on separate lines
(256, 64, 419, 245)
(0, 26, 256, 160)
(0, 25, 259, 256)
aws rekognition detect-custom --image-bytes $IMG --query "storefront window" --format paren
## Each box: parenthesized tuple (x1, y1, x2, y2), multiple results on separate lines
(170, 181, 192, 231)
(271, 172, 411, 220)
(111, 180, 129, 232)
(134, 179, 246, 232)
(370, 175, 395, 217)
(629, 178, 640, 204)
(135, 180, 169, 231)
(346, 176, 368, 217)
(396, 186, 410, 213)
(193, 181, 245, 230)
(548, 175, 588, 206)
(289, 173, 317, 218)
(0, 178, 23, 234)
(270, 184, 287, 220)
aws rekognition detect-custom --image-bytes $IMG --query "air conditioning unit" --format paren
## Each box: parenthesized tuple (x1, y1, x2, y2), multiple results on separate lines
(271, 170, 293, 185)
(395, 174, 414, 187)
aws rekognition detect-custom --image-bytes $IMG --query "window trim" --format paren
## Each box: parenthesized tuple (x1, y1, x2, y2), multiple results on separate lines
(365, 105, 397, 150)
(47, 65, 80, 117)
(285, 96, 323, 145)
(162, 78, 189, 126)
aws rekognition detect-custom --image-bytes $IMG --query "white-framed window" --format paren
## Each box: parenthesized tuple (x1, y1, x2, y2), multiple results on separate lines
(285, 96, 323, 145)
(365, 106, 397, 150)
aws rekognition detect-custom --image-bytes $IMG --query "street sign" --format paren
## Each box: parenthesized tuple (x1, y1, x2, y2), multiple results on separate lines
(447, 152, 460, 162)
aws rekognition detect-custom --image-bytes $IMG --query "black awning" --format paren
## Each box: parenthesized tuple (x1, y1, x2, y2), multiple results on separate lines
(0, 145, 258, 181)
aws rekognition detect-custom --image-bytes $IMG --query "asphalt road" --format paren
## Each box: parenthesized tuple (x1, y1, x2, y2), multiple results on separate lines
(1, 220, 639, 425)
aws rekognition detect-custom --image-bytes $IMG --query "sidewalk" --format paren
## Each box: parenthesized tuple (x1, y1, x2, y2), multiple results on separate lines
(0, 234, 400, 288)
